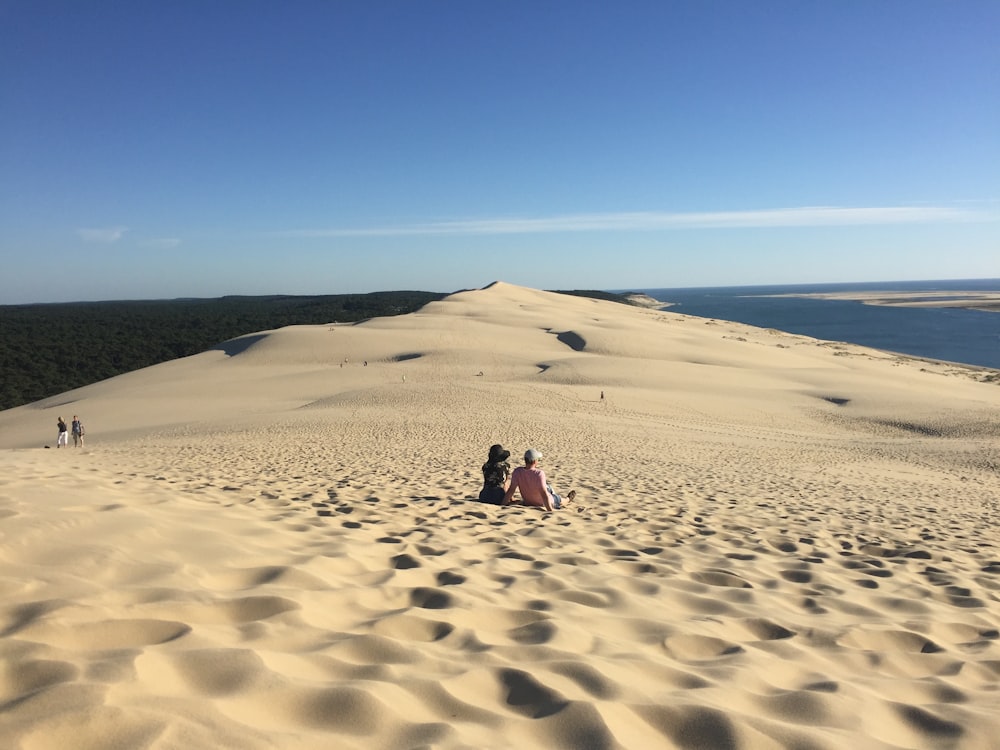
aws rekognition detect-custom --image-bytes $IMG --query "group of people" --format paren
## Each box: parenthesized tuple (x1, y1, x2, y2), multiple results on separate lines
(479, 444, 575, 511)
(56, 416, 85, 448)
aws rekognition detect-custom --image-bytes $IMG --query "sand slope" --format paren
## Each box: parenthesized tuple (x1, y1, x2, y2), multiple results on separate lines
(1, 282, 999, 749)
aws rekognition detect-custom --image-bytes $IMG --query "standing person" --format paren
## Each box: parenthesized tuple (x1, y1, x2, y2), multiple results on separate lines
(71, 415, 84, 448)
(479, 444, 511, 505)
(503, 448, 575, 511)
(56, 417, 68, 448)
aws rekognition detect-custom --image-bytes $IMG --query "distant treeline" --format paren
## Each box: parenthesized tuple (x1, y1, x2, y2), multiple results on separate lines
(0, 292, 444, 411)
(552, 289, 634, 304)
(0, 289, 633, 411)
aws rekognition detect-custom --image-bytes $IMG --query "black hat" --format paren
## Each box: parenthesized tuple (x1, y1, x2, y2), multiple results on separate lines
(488, 444, 510, 462)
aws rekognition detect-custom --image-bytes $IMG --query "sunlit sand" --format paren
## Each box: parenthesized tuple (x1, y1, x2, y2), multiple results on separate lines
(2, 282, 999, 749)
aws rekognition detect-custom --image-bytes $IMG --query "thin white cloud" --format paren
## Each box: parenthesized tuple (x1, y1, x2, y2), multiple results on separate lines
(279, 205, 986, 238)
(77, 226, 128, 243)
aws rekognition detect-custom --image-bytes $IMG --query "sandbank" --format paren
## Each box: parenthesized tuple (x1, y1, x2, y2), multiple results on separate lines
(767, 290, 1000, 313)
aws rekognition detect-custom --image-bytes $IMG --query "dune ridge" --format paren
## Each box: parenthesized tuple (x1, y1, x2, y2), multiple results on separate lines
(1, 282, 999, 749)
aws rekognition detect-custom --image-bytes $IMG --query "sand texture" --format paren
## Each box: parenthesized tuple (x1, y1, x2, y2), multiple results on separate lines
(2, 282, 999, 749)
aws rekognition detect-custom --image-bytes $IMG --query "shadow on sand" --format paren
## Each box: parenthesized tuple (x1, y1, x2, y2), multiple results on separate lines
(211, 334, 269, 357)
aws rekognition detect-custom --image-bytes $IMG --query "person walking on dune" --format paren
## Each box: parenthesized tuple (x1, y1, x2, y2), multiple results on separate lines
(503, 448, 574, 511)
(71, 415, 85, 448)
(56, 417, 68, 448)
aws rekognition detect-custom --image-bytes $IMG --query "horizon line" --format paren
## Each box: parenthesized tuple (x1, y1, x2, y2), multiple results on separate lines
(7, 276, 1000, 307)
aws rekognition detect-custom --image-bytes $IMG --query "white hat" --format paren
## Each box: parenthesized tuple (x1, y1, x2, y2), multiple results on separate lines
(524, 448, 543, 462)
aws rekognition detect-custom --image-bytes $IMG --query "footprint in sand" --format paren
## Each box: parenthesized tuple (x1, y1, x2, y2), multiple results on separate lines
(328, 633, 420, 665)
(690, 569, 753, 588)
(752, 689, 838, 726)
(21, 618, 190, 650)
(162, 648, 267, 696)
(837, 627, 944, 654)
(408, 587, 453, 609)
(633, 704, 738, 749)
(371, 613, 454, 642)
(779, 569, 813, 583)
(548, 661, 620, 700)
(767, 537, 799, 553)
(155, 596, 299, 625)
(0, 658, 78, 702)
(0, 599, 68, 638)
(735, 618, 796, 641)
(863, 699, 965, 745)
(250, 684, 386, 733)
(497, 668, 568, 719)
(507, 620, 556, 645)
(662, 633, 744, 662)
(436, 570, 465, 586)
(391, 553, 421, 569)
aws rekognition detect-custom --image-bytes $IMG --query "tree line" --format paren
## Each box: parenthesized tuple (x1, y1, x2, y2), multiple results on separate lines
(0, 289, 631, 411)
(0, 292, 445, 411)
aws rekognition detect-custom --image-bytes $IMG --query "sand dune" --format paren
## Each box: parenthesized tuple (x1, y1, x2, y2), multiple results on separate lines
(1, 281, 999, 749)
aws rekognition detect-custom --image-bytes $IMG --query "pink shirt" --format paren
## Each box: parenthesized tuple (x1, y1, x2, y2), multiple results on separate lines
(508, 466, 551, 508)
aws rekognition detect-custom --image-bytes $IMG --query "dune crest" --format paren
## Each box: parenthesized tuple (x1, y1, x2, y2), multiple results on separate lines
(2, 282, 999, 748)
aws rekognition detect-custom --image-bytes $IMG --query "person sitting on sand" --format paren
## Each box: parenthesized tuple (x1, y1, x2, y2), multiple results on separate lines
(503, 448, 575, 511)
(479, 444, 511, 505)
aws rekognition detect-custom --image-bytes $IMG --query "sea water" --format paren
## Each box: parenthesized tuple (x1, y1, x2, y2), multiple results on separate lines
(632, 279, 1000, 370)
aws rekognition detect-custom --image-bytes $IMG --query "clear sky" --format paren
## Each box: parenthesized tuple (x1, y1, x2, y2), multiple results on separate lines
(2, 1, 998, 304)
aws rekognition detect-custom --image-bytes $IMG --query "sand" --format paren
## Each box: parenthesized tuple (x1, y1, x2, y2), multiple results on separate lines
(1, 281, 999, 750)
(769, 290, 1000, 313)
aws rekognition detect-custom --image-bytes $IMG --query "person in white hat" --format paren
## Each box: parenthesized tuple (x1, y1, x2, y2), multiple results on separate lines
(503, 448, 575, 511)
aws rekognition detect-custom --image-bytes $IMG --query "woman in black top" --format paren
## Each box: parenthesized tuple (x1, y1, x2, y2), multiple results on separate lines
(479, 444, 511, 505)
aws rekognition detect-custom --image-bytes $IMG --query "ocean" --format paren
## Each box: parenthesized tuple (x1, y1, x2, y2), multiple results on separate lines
(632, 279, 1000, 370)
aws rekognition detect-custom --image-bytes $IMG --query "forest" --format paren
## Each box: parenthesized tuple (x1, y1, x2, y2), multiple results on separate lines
(1, 289, 629, 411)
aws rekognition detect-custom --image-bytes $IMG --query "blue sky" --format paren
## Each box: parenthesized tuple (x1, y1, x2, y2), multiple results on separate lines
(2, 1, 997, 303)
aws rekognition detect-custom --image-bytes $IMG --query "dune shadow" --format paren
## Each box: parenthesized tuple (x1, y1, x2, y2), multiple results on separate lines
(556, 330, 586, 352)
(211, 334, 268, 357)
(0, 600, 67, 638)
(539, 327, 587, 352)
(499, 668, 568, 718)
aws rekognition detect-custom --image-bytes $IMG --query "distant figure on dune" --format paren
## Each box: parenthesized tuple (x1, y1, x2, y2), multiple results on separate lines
(504, 448, 575, 511)
(479, 444, 512, 505)
(71, 415, 85, 448)
(56, 417, 68, 448)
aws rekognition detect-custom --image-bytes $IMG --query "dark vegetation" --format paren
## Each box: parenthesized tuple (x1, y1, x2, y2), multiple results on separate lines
(0, 292, 445, 411)
(1, 289, 636, 411)
(550, 289, 633, 304)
